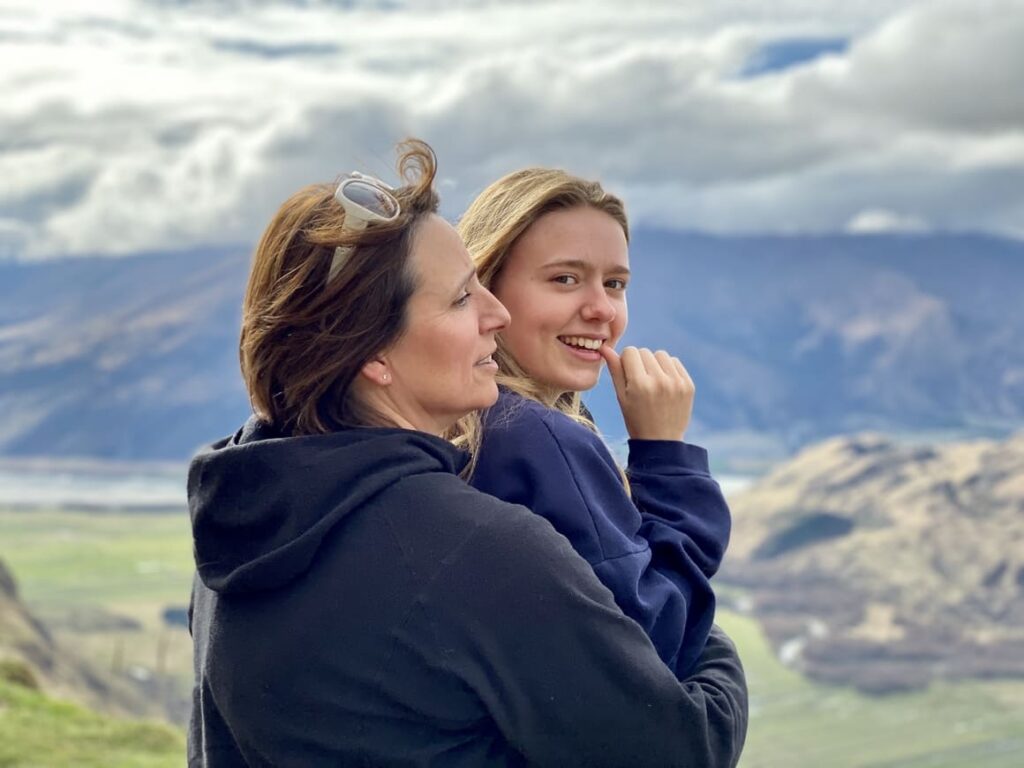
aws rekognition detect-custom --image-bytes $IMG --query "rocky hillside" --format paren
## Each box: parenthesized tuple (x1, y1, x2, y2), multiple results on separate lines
(720, 431, 1024, 693)
(0, 558, 164, 719)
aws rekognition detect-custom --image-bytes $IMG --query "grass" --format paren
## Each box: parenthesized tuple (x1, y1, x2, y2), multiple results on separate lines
(0, 677, 184, 767)
(0, 508, 195, 729)
(1, 508, 1023, 767)
(717, 610, 1024, 768)
(0, 508, 193, 608)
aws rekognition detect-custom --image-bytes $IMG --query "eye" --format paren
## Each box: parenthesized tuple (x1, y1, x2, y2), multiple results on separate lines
(453, 291, 471, 308)
(553, 274, 579, 285)
(605, 278, 628, 291)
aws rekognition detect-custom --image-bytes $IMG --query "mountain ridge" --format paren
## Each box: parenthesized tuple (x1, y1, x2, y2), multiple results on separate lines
(2, 231, 1022, 460)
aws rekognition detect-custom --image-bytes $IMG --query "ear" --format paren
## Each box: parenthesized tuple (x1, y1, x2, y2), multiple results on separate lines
(360, 358, 392, 386)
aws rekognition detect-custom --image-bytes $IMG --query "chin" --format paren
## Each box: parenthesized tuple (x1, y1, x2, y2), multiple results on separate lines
(560, 371, 600, 394)
(468, 383, 500, 411)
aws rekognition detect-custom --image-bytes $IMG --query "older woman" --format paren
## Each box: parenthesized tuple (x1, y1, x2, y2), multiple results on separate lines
(187, 141, 747, 767)
(455, 169, 734, 680)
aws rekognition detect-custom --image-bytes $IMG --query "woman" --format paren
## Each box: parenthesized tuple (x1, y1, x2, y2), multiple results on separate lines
(188, 141, 747, 767)
(456, 169, 732, 678)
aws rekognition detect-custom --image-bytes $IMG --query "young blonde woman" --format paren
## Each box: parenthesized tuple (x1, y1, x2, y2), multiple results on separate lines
(456, 169, 732, 679)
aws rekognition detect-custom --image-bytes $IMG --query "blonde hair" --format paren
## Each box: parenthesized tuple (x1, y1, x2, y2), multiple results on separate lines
(450, 167, 629, 478)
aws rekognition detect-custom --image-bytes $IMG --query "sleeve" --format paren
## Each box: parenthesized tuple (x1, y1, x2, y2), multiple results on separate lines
(625, 439, 733, 675)
(421, 508, 748, 768)
(627, 439, 731, 579)
(472, 402, 729, 678)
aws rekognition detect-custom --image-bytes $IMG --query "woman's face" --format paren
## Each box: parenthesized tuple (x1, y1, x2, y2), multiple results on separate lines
(491, 206, 629, 396)
(379, 214, 511, 434)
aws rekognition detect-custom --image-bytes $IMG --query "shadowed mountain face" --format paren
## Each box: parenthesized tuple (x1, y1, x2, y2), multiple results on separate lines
(610, 231, 1024, 445)
(1, 232, 1022, 460)
(0, 248, 251, 459)
(721, 431, 1024, 693)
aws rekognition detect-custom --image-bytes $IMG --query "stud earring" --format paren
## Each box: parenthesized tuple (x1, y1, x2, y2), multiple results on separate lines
(382, 372, 390, 384)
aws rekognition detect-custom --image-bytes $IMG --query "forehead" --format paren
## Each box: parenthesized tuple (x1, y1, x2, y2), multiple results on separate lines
(511, 206, 629, 270)
(409, 214, 474, 294)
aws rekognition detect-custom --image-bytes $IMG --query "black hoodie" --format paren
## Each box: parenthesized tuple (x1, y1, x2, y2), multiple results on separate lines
(188, 417, 748, 767)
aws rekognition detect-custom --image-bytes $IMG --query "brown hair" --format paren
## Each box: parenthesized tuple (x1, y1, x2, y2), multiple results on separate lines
(450, 168, 629, 476)
(240, 138, 439, 434)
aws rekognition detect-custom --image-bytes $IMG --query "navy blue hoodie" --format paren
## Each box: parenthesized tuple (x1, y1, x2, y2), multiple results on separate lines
(470, 390, 731, 677)
(188, 417, 747, 767)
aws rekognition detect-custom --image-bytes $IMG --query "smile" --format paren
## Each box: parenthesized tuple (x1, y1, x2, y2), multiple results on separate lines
(558, 336, 604, 351)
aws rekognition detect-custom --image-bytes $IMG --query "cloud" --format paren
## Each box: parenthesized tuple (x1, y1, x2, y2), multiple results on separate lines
(844, 209, 929, 234)
(1, 0, 1022, 259)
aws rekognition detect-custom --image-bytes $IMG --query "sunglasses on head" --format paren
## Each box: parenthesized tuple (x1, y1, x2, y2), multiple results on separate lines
(328, 172, 402, 282)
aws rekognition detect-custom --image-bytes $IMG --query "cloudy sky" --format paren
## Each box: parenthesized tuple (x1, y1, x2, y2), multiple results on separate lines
(2, 0, 1023, 260)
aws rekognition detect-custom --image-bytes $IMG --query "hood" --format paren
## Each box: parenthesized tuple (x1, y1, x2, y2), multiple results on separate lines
(188, 416, 468, 595)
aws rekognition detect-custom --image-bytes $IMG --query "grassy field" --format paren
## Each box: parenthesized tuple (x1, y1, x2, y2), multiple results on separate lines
(0, 507, 196, 728)
(0, 508, 193, 607)
(0, 676, 185, 768)
(1, 507, 1023, 767)
(716, 611, 1024, 767)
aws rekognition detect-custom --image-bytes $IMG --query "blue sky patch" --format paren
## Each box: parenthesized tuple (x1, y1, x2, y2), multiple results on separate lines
(740, 37, 849, 77)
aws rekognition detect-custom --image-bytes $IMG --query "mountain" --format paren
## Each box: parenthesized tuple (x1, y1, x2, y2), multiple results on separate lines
(1, 232, 1022, 460)
(589, 231, 1024, 451)
(0, 248, 250, 459)
(719, 430, 1024, 693)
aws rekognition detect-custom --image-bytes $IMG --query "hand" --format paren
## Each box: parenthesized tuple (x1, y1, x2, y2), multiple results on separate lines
(600, 345, 695, 441)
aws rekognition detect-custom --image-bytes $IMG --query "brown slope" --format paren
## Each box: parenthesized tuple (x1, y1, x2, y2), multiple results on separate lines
(720, 431, 1024, 693)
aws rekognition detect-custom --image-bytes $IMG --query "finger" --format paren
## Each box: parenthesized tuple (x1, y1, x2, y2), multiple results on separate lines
(638, 348, 661, 377)
(599, 344, 625, 391)
(654, 350, 676, 377)
(619, 346, 644, 386)
(673, 356, 693, 386)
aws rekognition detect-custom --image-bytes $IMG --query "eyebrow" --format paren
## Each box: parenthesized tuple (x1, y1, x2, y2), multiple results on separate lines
(542, 259, 631, 275)
(452, 266, 476, 296)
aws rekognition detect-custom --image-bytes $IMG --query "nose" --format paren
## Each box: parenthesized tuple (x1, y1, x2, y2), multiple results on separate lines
(580, 285, 616, 323)
(481, 286, 511, 333)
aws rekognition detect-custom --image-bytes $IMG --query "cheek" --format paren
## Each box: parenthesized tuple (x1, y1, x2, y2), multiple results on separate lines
(612, 300, 628, 339)
(508, 307, 558, 356)
(494, 285, 536, 337)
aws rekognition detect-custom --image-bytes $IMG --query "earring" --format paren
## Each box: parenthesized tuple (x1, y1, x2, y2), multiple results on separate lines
(382, 372, 390, 384)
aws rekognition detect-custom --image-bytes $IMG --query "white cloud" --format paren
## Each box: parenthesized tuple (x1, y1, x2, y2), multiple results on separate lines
(845, 209, 930, 234)
(0, 0, 1022, 258)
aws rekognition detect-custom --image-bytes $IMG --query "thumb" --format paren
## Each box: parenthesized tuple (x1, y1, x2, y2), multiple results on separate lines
(599, 343, 625, 393)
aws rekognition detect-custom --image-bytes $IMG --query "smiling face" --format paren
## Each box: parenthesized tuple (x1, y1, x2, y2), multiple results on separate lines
(372, 214, 511, 434)
(491, 206, 629, 396)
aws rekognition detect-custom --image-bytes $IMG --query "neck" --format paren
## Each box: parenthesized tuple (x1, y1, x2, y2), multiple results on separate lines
(361, 393, 448, 437)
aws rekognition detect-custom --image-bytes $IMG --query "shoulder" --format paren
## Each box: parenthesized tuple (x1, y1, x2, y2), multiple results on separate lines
(392, 472, 586, 579)
(484, 390, 606, 454)
(386, 466, 562, 546)
(385, 469, 556, 538)
(424, 485, 611, 605)
(472, 391, 623, 504)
